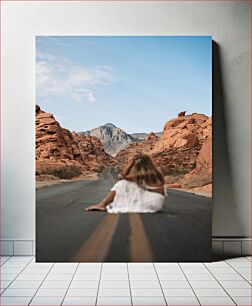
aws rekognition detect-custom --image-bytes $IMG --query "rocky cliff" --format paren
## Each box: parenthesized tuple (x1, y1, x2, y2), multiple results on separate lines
(36, 105, 111, 176)
(79, 123, 139, 156)
(113, 112, 212, 193)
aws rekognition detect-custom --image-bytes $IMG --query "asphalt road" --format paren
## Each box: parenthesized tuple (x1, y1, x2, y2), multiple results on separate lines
(36, 167, 212, 262)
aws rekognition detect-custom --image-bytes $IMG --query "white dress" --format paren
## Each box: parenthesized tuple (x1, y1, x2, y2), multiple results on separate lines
(106, 179, 166, 213)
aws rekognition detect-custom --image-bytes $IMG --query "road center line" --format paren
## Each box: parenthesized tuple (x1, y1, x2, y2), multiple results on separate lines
(129, 214, 154, 262)
(72, 214, 120, 262)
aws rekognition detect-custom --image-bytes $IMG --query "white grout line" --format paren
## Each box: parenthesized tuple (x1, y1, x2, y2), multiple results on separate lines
(0, 256, 34, 296)
(178, 263, 201, 305)
(95, 262, 103, 306)
(153, 262, 168, 305)
(203, 263, 238, 305)
(28, 261, 55, 305)
(61, 263, 80, 305)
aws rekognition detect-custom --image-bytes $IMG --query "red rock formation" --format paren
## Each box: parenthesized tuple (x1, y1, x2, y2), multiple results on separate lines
(114, 113, 212, 194)
(71, 132, 112, 172)
(36, 105, 111, 176)
(178, 111, 186, 117)
(114, 132, 159, 171)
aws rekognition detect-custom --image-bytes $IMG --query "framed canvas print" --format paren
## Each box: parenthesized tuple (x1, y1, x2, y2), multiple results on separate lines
(36, 36, 212, 262)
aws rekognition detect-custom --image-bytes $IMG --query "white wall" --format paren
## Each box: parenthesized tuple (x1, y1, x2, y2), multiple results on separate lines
(1, 1, 251, 241)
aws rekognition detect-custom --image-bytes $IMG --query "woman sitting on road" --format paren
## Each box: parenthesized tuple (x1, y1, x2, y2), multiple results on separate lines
(85, 153, 167, 213)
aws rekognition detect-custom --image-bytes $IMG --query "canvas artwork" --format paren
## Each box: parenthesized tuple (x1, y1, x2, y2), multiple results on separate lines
(36, 36, 212, 262)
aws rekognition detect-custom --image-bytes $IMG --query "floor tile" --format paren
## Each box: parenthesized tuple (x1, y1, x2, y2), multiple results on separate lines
(198, 296, 236, 305)
(225, 288, 252, 296)
(232, 296, 252, 305)
(194, 288, 228, 296)
(219, 280, 252, 288)
(0, 256, 10, 264)
(1, 267, 24, 274)
(2, 261, 28, 268)
(214, 273, 245, 281)
(154, 263, 179, 267)
(30, 296, 64, 305)
(102, 267, 128, 273)
(16, 273, 46, 281)
(35, 287, 67, 296)
(180, 263, 205, 267)
(207, 267, 236, 274)
(27, 262, 53, 268)
(165, 296, 200, 305)
(160, 280, 191, 288)
(128, 263, 153, 268)
(8, 280, 42, 289)
(163, 288, 195, 296)
(2, 288, 37, 297)
(132, 296, 166, 305)
(22, 267, 50, 274)
(50, 267, 77, 274)
(79, 263, 102, 267)
(128, 267, 156, 274)
(228, 261, 251, 268)
(74, 273, 100, 281)
(99, 281, 129, 289)
(156, 267, 182, 274)
(157, 273, 186, 281)
(241, 273, 252, 283)
(227, 257, 250, 263)
(70, 280, 99, 288)
(98, 288, 130, 296)
(1, 274, 17, 281)
(183, 273, 215, 281)
(7, 256, 33, 262)
(0, 280, 13, 289)
(76, 267, 101, 274)
(131, 288, 163, 296)
(189, 280, 221, 288)
(46, 273, 73, 281)
(205, 261, 230, 267)
(62, 296, 96, 305)
(101, 274, 128, 281)
(0, 296, 32, 305)
(182, 267, 209, 274)
(66, 288, 98, 296)
(234, 267, 252, 274)
(53, 263, 78, 268)
(40, 280, 71, 288)
(130, 280, 160, 289)
(97, 296, 131, 305)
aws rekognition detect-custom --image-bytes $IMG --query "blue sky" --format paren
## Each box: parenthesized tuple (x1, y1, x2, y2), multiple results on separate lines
(36, 36, 212, 134)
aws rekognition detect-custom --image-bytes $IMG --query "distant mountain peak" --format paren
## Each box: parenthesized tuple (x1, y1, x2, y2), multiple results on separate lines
(103, 123, 117, 129)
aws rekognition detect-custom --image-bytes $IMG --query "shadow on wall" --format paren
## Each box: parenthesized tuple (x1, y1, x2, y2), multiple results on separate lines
(212, 41, 244, 237)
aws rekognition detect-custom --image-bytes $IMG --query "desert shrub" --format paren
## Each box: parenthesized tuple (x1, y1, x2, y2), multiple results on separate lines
(163, 168, 190, 176)
(43, 166, 82, 179)
(165, 174, 183, 184)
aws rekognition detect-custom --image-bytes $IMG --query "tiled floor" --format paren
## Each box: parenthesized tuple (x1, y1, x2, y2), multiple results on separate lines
(0, 256, 251, 305)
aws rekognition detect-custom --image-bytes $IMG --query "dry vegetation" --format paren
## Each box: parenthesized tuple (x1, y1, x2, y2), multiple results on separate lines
(39, 166, 82, 179)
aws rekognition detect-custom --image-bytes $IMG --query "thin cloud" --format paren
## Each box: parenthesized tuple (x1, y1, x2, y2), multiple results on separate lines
(36, 50, 118, 102)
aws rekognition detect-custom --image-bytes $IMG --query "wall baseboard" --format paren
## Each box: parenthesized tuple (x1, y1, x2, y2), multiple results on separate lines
(212, 238, 251, 258)
(0, 238, 251, 257)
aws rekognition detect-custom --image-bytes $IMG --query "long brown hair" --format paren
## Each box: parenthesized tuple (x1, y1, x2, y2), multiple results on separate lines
(121, 152, 165, 187)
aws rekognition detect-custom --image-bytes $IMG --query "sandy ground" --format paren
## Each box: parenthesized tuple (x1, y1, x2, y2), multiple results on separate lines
(166, 184, 212, 198)
(36, 172, 99, 189)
